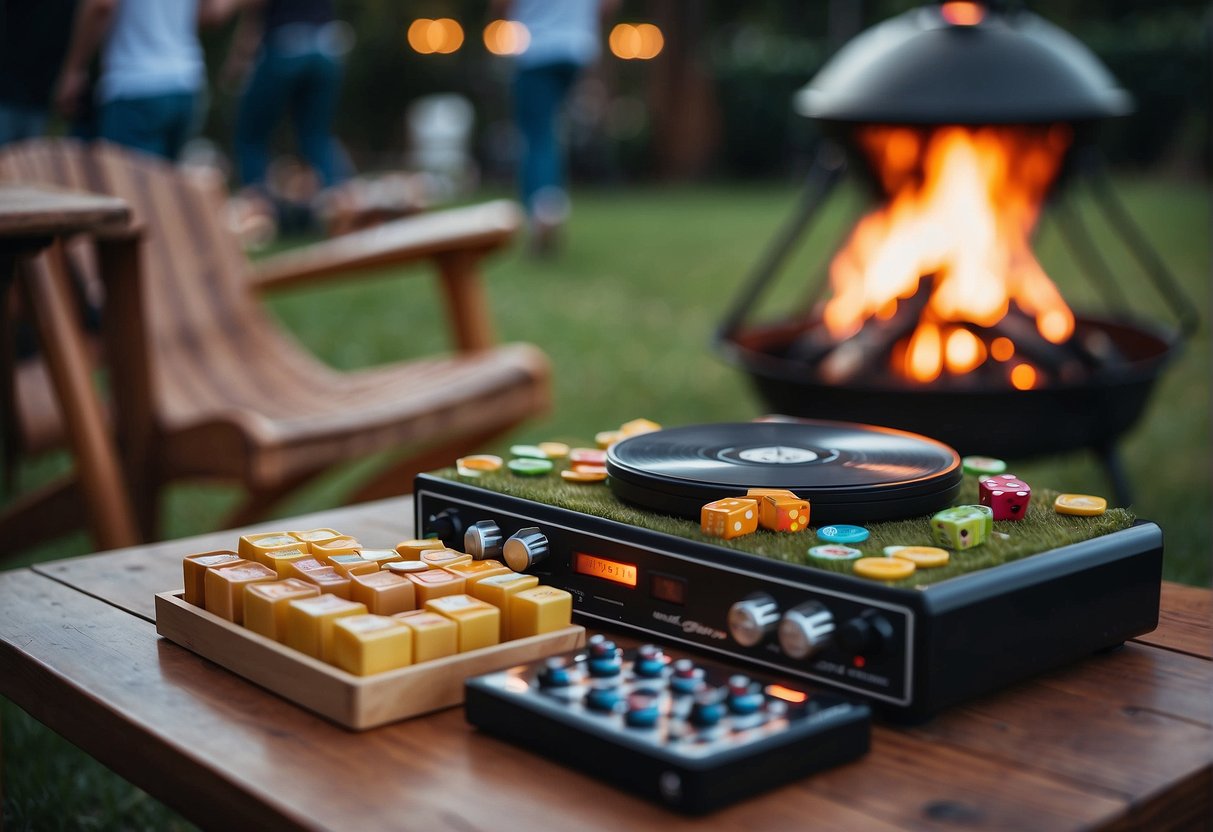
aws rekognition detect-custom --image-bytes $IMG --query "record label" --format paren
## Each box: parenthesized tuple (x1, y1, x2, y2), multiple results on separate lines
(606, 420, 962, 524)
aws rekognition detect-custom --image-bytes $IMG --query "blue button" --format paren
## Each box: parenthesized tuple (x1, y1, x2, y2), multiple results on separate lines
(816, 524, 869, 544)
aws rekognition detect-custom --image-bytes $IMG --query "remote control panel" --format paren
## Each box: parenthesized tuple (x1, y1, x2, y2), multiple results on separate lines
(464, 636, 871, 814)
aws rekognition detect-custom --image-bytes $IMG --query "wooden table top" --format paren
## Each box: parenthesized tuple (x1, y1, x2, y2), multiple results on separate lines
(1, 497, 1210, 831)
(0, 184, 129, 239)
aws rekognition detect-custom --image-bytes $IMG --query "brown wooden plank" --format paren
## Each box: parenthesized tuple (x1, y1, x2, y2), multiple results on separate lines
(33, 497, 416, 620)
(1038, 642, 1213, 727)
(1132, 582, 1213, 660)
(0, 184, 128, 237)
(910, 668, 1213, 799)
(251, 200, 520, 291)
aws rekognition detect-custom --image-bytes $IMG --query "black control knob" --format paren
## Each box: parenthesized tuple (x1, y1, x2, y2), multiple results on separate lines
(464, 520, 504, 560)
(503, 527, 549, 572)
(423, 508, 463, 549)
(837, 610, 894, 657)
(727, 594, 780, 647)
(778, 602, 835, 660)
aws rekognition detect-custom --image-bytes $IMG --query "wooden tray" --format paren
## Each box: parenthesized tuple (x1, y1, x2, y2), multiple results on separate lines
(155, 591, 585, 730)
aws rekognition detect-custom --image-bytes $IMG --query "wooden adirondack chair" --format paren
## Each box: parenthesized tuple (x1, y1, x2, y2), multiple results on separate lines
(0, 139, 550, 545)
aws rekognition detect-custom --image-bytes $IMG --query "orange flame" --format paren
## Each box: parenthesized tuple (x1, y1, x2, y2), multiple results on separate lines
(823, 125, 1074, 383)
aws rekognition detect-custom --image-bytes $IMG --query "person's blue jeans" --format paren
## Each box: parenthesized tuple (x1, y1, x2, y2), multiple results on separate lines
(235, 38, 343, 189)
(100, 91, 197, 160)
(0, 102, 48, 145)
(514, 61, 581, 219)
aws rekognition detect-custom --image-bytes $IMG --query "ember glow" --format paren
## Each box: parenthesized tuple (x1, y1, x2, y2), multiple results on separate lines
(823, 125, 1075, 385)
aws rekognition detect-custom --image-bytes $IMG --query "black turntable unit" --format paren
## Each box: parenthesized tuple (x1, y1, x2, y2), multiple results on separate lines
(416, 422, 1162, 720)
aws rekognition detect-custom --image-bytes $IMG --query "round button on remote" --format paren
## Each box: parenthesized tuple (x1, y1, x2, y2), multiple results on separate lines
(538, 657, 572, 688)
(585, 687, 624, 713)
(670, 659, 703, 695)
(634, 645, 666, 678)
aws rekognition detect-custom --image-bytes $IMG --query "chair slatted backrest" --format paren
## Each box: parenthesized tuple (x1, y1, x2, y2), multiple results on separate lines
(0, 140, 341, 429)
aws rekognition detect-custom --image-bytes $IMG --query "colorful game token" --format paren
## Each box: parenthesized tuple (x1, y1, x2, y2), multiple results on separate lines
(885, 546, 949, 568)
(962, 455, 1007, 476)
(816, 524, 869, 544)
(537, 442, 570, 459)
(808, 545, 862, 561)
(510, 445, 549, 460)
(1054, 494, 1107, 516)
(457, 455, 502, 477)
(853, 557, 916, 581)
(569, 448, 607, 466)
(507, 458, 553, 476)
(595, 430, 622, 448)
(561, 467, 608, 483)
(619, 418, 661, 437)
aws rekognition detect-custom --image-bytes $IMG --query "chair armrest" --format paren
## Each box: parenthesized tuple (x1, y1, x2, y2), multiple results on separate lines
(249, 199, 522, 292)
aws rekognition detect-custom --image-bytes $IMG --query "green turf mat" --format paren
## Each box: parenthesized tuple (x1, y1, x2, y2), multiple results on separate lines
(431, 467, 1134, 590)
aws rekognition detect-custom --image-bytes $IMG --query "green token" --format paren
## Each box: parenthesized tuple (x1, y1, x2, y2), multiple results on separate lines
(962, 455, 1007, 476)
(510, 444, 549, 460)
(507, 457, 553, 476)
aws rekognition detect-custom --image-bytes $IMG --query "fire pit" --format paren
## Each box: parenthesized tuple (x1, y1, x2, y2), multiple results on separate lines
(716, 2, 1196, 503)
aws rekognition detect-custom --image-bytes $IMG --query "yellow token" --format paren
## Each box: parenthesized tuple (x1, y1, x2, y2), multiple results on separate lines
(595, 430, 622, 448)
(853, 557, 916, 581)
(538, 442, 570, 459)
(561, 467, 607, 483)
(619, 418, 662, 437)
(1054, 494, 1107, 516)
(886, 546, 949, 568)
(457, 454, 503, 472)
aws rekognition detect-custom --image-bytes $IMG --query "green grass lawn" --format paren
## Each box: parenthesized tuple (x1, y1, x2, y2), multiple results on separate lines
(2, 177, 1209, 827)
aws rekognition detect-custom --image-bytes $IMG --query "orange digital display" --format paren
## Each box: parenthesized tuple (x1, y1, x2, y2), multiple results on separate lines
(574, 553, 638, 588)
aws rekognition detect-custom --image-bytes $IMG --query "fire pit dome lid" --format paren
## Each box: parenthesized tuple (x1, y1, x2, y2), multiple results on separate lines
(796, 4, 1132, 124)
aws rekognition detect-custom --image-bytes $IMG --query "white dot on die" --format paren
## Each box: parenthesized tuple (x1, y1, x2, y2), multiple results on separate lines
(1016, 491, 1027, 496)
(733, 521, 742, 531)
(993, 490, 1004, 496)
(745, 510, 753, 519)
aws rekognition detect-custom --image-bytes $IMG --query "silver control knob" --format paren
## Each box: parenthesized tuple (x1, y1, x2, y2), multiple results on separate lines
(727, 595, 780, 647)
(503, 527, 549, 572)
(778, 602, 835, 660)
(464, 520, 504, 560)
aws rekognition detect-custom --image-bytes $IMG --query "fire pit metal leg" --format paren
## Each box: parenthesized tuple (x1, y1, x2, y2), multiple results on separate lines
(716, 142, 846, 340)
(1095, 442, 1134, 508)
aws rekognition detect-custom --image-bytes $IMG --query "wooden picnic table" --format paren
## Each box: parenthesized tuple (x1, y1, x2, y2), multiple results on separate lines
(0, 496, 1209, 830)
(0, 183, 139, 550)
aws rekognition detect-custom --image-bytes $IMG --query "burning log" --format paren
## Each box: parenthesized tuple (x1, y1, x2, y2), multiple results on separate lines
(813, 281, 934, 384)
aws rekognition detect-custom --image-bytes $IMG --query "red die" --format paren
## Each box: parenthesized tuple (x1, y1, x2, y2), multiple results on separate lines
(978, 474, 1031, 521)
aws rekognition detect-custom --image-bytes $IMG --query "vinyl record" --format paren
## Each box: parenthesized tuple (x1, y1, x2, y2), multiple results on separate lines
(606, 420, 962, 524)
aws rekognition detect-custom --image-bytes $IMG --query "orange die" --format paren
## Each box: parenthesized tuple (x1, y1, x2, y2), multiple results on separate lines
(746, 488, 798, 501)
(700, 497, 759, 540)
(757, 494, 810, 533)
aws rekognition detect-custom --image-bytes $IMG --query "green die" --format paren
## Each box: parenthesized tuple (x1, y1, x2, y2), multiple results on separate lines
(973, 504, 994, 536)
(932, 506, 989, 550)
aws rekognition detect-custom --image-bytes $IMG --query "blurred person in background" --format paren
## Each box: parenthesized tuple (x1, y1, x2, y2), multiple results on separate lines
(492, 0, 618, 255)
(54, 0, 241, 161)
(0, 0, 79, 144)
(223, 0, 349, 224)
